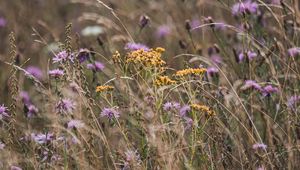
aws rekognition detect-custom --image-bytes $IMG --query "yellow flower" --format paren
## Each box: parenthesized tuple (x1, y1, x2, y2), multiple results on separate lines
(154, 76, 176, 86)
(191, 104, 216, 117)
(112, 51, 121, 64)
(175, 68, 207, 77)
(96, 85, 114, 92)
(126, 47, 166, 67)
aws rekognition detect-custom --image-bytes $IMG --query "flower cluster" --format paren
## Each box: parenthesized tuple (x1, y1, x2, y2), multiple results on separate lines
(56, 99, 76, 114)
(126, 47, 166, 67)
(241, 80, 279, 96)
(163, 102, 180, 111)
(191, 104, 216, 117)
(49, 69, 64, 78)
(175, 68, 207, 77)
(112, 51, 121, 64)
(232, 0, 259, 16)
(154, 76, 176, 86)
(96, 85, 114, 93)
(100, 107, 120, 120)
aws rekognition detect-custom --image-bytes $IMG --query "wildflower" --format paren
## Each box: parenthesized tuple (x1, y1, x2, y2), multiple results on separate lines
(96, 85, 114, 92)
(0, 140, 5, 150)
(287, 95, 300, 109)
(262, 85, 278, 96)
(238, 51, 257, 62)
(125, 149, 141, 163)
(0, 17, 6, 27)
(179, 105, 191, 117)
(156, 25, 171, 38)
(31, 132, 54, 144)
(125, 42, 150, 51)
(56, 99, 76, 113)
(112, 51, 121, 64)
(154, 76, 176, 86)
(86, 61, 105, 71)
(67, 119, 85, 129)
(163, 102, 180, 111)
(77, 48, 90, 63)
(25, 66, 43, 80)
(10, 166, 22, 170)
(139, 15, 150, 29)
(211, 54, 222, 65)
(175, 68, 207, 77)
(252, 143, 267, 150)
(49, 69, 64, 78)
(53, 50, 73, 63)
(20, 91, 31, 105)
(0, 104, 9, 119)
(26, 105, 38, 118)
(183, 117, 193, 129)
(207, 67, 218, 76)
(126, 48, 166, 67)
(191, 104, 216, 117)
(257, 166, 266, 170)
(232, 0, 259, 16)
(241, 80, 262, 91)
(100, 107, 120, 119)
(288, 47, 300, 57)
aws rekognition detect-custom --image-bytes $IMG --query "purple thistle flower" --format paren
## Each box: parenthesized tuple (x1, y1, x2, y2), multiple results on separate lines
(86, 61, 105, 72)
(262, 85, 278, 96)
(179, 105, 191, 117)
(241, 80, 262, 91)
(163, 102, 181, 112)
(211, 54, 222, 65)
(10, 166, 22, 170)
(20, 91, 31, 105)
(183, 117, 193, 129)
(67, 119, 85, 129)
(77, 48, 90, 63)
(0, 17, 6, 27)
(232, 0, 259, 16)
(0, 140, 5, 150)
(31, 133, 54, 144)
(26, 105, 38, 118)
(257, 166, 266, 170)
(191, 19, 201, 29)
(125, 42, 150, 51)
(25, 66, 43, 80)
(287, 95, 300, 109)
(100, 107, 120, 119)
(252, 143, 267, 150)
(0, 104, 9, 120)
(288, 47, 300, 57)
(156, 25, 171, 38)
(56, 99, 76, 113)
(207, 66, 219, 75)
(53, 50, 73, 63)
(247, 51, 257, 60)
(49, 69, 64, 78)
(125, 149, 141, 163)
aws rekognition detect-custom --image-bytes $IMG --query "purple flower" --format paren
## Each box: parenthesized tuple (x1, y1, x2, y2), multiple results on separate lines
(100, 107, 120, 119)
(163, 102, 181, 111)
(25, 66, 43, 80)
(0, 140, 5, 150)
(252, 143, 267, 150)
(257, 166, 266, 170)
(262, 85, 278, 96)
(26, 105, 38, 118)
(0, 104, 9, 119)
(232, 1, 259, 16)
(125, 149, 141, 163)
(241, 80, 262, 91)
(156, 25, 171, 38)
(179, 105, 191, 117)
(56, 99, 76, 113)
(207, 66, 219, 75)
(77, 48, 90, 63)
(125, 42, 150, 51)
(49, 69, 64, 78)
(31, 133, 54, 144)
(53, 51, 73, 63)
(86, 61, 105, 72)
(211, 54, 222, 65)
(67, 119, 85, 129)
(191, 19, 201, 29)
(287, 95, 300, 109)
(288, 47, 300, 57)
(10, 166, 22, 170)
(20, 91, 31, 105)
(0, 17, 6, 27)
(183, 117, 193, 129)
(247, 51, 257, 60)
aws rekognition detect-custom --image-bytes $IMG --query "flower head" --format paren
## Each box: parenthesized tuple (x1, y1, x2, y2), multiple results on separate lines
(0, 17, 6, 27)
(191, 104, 216, 117)
(241, 80, 262, 91)
(31, 132, 54, 144)
(77, 48, 90, 63)
(20, 91, 31, 105)
(232, 1, 259, 16)
(0, 104, 9, 120)
(100, 107, 120, 119)
(207, 67, 219, 76)
(179, 105, 191, 117)
(26, 105, 38, 118)
(53, 51, 73, 63)
(288, 47, 300, 57)
(125, 42, 150, 51)
(154, 76, 176, 86)
(67, 119, 85, 129)
(56, 99, 76, 113)
(252, 143, 267, 150)
(175, 68, 207, 77)
(25, 66, 43, 80)
(126, 47, 166, 67)
(262, 85, 278, 96)
(10, 166, 22, 170)
(87, 61, 105, 72)
(96, 85, 114, 92)
(287, 95, 300, 109)
(163, 102, 181, 111)
(49, 69, 64, 78)
(156, 25, 171, 38)
(0, 140, 5, 150)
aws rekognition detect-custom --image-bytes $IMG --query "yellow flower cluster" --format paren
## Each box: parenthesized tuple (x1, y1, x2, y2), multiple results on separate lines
(96, 85, 114, 92)
(191, 104, 216, 117)
(126, 47, 166, 67)
(154, 76, 176, 86)
(112, 51, 121, 64)
(175, 68, 207, 77)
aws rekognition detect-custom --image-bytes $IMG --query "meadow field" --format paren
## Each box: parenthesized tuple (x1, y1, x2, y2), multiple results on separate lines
(0, 0, 300, 169)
